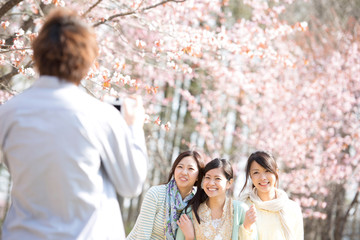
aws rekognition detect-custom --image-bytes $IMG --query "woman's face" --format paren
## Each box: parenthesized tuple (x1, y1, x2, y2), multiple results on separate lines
(174, 156, 199, 191)
(202, 167, 232, 198)
(250, 161, 277, 198)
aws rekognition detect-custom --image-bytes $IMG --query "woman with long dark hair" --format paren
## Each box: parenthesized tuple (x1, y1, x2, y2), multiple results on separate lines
(127, 150, 205, 240)
(176, 158, 257, 240)
(239, 151, 303, 240)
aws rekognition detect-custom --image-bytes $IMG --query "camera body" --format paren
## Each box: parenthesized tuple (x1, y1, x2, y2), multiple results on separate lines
(112, 98, 122, 112)
(104, 96, 122, 112)
(104, 96, 137, 113)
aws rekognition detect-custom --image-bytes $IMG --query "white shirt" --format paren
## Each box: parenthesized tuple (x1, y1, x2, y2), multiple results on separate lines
(0, 76, 148, 240)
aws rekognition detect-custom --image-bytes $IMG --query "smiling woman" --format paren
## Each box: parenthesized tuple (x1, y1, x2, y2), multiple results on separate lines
(176, 158, 257, 240)
(126, 150, 205, 240)
(240, 151, 304, 240)
(174, 156, 201, 199)
(248, 159, 278, 202)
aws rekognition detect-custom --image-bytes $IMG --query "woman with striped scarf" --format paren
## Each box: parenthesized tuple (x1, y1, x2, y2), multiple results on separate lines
(127, 150, 205, 240)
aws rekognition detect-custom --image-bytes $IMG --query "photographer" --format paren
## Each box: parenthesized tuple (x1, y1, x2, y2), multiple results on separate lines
(0, 8, 148, 240)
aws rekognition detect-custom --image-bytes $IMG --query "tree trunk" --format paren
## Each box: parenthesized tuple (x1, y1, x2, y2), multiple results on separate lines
(0, 0, 24, 19)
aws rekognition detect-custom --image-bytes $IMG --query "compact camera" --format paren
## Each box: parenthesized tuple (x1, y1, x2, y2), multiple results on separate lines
(104, 96, 122, 112)
(104, 96, 137, 112)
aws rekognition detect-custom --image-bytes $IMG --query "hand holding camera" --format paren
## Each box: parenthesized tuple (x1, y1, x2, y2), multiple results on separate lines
(122, 96, 145, 128)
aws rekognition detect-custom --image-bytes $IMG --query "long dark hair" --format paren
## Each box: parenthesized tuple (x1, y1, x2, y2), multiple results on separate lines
(187, 158, 233, 224)
(166, 150, 204, 187)
(240, 151, 279, 194)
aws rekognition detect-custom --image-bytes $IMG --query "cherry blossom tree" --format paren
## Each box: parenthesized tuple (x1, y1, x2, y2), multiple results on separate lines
(0, 0, 359, 238)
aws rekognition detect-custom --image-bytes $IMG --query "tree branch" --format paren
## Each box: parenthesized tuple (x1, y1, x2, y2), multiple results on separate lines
(80, 82, 97, 98)
(335, 185, 360, 238)
(0, 47, 32, 54)
(0, 61, 32, 86)
(344, 188, 359, 220)
(0, 82, 17, 94)
(82, 0, 103, 17)
(0, 0, 24, 19)
(0, 67, 18, 86)
(93, 0, 186, 27)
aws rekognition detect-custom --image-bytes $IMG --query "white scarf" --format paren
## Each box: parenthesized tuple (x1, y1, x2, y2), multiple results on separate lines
(242, 188, 293, 240)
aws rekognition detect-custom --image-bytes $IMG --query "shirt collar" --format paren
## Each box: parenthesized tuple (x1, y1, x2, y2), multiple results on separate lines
(32, 75, 78, 89)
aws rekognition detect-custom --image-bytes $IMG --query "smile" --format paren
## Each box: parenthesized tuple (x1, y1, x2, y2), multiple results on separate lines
(179, 177, 188, 181)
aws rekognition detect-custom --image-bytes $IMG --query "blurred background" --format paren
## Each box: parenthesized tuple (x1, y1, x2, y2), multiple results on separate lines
(0, 0, 359, 239)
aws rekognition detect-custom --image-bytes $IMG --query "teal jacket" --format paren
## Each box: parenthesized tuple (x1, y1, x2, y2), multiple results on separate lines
(176, 200, 257, 240)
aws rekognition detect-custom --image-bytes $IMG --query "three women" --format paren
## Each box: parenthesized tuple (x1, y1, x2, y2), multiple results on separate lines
(129, 150, 303, 239)
(176, 151, 304, 239)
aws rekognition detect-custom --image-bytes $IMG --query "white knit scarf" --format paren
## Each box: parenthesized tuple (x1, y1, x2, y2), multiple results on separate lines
(244, 188, 294, 240)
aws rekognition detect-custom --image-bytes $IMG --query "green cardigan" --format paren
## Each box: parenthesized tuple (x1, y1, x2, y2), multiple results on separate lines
(176, 200, 257, 240)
